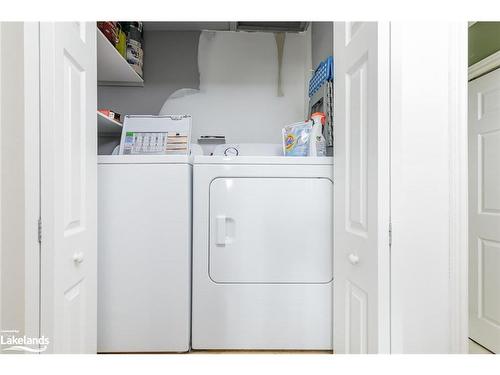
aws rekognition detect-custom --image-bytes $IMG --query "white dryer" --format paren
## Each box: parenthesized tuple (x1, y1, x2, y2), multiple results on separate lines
(192, 144, 333, 350)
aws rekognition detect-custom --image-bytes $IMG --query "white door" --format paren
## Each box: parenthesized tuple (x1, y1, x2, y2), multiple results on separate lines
(333, 22, 391, 354)
(209, 177, 333, 283)
(469, 68, 500, 354)
(40, 22, 97, 353)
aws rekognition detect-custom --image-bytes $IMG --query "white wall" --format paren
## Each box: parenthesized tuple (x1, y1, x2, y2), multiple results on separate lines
(0, 22, 39, 343)
(160, 30, 311, 146)
(0, 22, 25, 337)
(311, 22, 333, 69)
(390, 22, 467, 353)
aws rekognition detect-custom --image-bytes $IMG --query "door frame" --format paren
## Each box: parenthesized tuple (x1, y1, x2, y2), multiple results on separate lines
(448, 22, 469, 354)
(23, 21, 42, 345)
(389, 22, 469, 354)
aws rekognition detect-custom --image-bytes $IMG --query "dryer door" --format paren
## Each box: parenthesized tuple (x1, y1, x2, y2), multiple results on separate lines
(209, 177, 333, 283)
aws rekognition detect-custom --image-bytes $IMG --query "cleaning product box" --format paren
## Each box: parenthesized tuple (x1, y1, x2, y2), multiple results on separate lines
(282, 121, 313, 156)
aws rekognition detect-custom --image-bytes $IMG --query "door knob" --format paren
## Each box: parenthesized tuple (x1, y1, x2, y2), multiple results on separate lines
(348, 253, 359, 265)
(73, 252, 84, 264)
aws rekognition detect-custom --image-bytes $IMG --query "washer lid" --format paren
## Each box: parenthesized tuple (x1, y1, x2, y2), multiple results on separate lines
(98, 155, 192, 164)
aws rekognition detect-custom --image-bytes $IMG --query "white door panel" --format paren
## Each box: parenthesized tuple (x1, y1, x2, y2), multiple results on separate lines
(40, 22, 97, 353)
(333, 22, 391, 354)
(209, 177, 333, 284)
(469, 68, 500, 353)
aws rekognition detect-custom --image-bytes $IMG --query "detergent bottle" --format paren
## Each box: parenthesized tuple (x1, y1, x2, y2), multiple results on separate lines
(309, 112, 326, 157)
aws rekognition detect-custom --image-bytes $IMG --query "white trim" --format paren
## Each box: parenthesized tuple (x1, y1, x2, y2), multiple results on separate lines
(448, 22, 469, 354)
(39, 21, 56, 353)
(468, 49, 500, 81)
(23, 22, 41, 344)
(390, 22, 467, 353)
(377, 21, 392, 354)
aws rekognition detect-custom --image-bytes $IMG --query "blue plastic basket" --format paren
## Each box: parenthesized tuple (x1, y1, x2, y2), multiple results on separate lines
(308, 56, 333, 97)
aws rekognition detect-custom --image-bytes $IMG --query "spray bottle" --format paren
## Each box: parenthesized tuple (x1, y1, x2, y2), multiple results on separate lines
(309, 112, 327, 157)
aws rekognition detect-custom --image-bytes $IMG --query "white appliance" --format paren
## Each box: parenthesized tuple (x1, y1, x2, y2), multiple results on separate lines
(192, 144, 333, 350)
(118, 115, 192, 155)
(213, 143, 283, 156)
(98, 136, 193, 351)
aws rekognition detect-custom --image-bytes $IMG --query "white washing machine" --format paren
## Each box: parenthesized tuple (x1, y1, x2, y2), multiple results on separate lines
(98, 155, 192, 352)
(192, 144, 333, 350)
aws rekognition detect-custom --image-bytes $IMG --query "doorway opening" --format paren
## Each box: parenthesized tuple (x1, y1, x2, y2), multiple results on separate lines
(467, 21, 500, 355)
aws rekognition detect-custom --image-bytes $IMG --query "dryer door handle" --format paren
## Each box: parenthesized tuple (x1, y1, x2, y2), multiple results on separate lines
(216, 215, 227, 245)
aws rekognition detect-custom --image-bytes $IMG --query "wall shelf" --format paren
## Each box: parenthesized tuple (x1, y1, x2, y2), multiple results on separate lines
(97, 111, 123, 134)
(97, 28, 144, 87)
